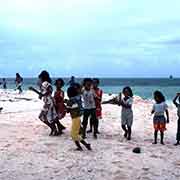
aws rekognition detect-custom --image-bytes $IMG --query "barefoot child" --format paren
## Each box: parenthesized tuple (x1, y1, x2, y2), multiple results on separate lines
(29, 71, 58, 136)
(39, 81, 59, 136)
(88, 78, 103, 134)
(54, 78, 66, 134)
(82, 78, 98, 139)
(173, 93, 180, 146)
(15, 73, 23, 94)
(66, 85, 92, 151)
(119, 87, 134, 140)
(151, 91, 169, 145)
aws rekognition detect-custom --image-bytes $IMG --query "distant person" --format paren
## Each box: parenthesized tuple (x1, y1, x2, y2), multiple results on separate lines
(2, 78, 7, 89)
(82, 78, 98, 139)
(87, 78, 103, 134)
(173, 93, 180, 146)
(68, 76, 76, 87)
(54, 78, 66, 134)
(151, 91, 169, 145)
(15, 73, 23, 93)
(66, 85, 92, 151)
(119, 87, 134, 140)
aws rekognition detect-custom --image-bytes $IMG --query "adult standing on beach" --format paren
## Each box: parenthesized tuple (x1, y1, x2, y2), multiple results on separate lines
(15, 73, 23, 94)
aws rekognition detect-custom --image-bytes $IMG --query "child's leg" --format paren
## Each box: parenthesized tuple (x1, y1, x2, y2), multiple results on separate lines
(175, 118, 180, 145)
(82, 110, 90, 139)
(91, 109, 98, 139)
(153, 130, 158, 144)
(75, 141, 83, 151)
(80, 140, 92, 150)
(51, 122, 58, 136)
(39, 112, 54, 135)
(160, 131, 164, 145)
(96, 118, 100, 134)
(121, 125, 128, 138)
(127, 126, 132, 140)
(56, 121, 63, 135)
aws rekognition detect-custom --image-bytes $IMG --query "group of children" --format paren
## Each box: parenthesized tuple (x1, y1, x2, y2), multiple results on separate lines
(30, 71, 103, 151)
(29, 70, 180, 151)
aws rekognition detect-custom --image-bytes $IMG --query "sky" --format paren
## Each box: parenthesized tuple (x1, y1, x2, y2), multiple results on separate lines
(0, 0, 180, 77)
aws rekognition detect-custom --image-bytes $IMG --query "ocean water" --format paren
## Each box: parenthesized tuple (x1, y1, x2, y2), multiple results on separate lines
(1, 78, 180, 100)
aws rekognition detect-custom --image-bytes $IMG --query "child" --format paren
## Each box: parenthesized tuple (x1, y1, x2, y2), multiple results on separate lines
(87, 78, 103, 134)
(15, 73, 23, 94)
(119, 87, 134, 140)
(54, 78, 66, 134)
(173, 93, 180, 146)
(66, 85, 92, 151)
(2, 78, 7, 89)
(30, 71, 58, 136)
(82, 78, 98, 139)
(151, 91, 169, 145)
(39, 81, 59, 136)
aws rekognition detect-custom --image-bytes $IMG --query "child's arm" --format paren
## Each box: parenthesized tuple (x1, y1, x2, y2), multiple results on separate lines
(165, 109, 169, 123)
(173, 94, 179, 107)
(29, 86, 44, 99)
(151, 110, 155, 114)
(102, 97, 119, 105)
(151, 104, 155, 115)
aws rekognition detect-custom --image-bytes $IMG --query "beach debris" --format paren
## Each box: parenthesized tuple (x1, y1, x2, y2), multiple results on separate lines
(132, 147, 141, 154)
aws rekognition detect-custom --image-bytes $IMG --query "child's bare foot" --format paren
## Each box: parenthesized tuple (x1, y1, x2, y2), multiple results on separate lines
(152, 142, 157, 144)
(75, 147, 83, 151)
(174, 142, 180, 146)
(87, 129, 92, 133)
(49, 130, 54, 136)
(124, 131, 128, 138)
(94, 134, 98, 139)
(53, 130, 59, 136)
(85, 144, 92, 151)
(161, 142, 165, 145)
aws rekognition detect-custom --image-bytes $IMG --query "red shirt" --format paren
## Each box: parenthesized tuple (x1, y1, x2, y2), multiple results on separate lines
(94, 88, 103, 118)
(54, 90, 66, 118)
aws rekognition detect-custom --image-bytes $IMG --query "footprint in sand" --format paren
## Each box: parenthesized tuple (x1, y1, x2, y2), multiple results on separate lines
(174, 161, 180, 167)
(17, 137, 26, 142)
(44, 142, 57, 147)
(4, 143, 11, 148)
(113, 171, 129, 180)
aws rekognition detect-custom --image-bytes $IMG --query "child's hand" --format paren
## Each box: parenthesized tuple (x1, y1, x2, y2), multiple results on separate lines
(64, 99, 68, 104)
(39, 95, 43, 100)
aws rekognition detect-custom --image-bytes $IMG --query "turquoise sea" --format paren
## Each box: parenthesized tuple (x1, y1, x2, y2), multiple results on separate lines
(1, 78, 180, 101)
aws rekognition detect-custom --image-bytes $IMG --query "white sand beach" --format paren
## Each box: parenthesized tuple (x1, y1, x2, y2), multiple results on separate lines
(0, 90, 180, 180)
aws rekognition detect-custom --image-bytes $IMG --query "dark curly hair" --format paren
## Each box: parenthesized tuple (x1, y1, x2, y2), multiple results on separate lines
(38, 70, 52, 84)
(93, 78, 100, 85)
(55, 78, 65, 87)
(83, 78, 93, 86)
(154, 91, 165, 103)
(123, 86, 133, 97)
(67, 86, 78, 98)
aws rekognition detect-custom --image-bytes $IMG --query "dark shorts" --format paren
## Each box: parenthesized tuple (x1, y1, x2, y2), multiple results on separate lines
(153, 116, 166, 132)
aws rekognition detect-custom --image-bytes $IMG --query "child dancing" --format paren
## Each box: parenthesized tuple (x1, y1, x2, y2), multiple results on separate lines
(151, 91, 169, 145)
